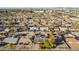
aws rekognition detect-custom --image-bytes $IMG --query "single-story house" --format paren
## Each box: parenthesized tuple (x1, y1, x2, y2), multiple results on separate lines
(18, 36, 32, 45)
(3, 37, 19, 44)
(34, 34, 48, 42)
(29, 26, 39, 31)
(60, 28, 67, 31)
(64, 34, 75, 38)
(70, 16, 79, 21)
(40, 26, 49, 31)
(28, 25, 49, 31)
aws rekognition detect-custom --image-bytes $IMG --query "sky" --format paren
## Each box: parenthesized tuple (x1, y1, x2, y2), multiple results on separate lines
(0, 0, 79, 7)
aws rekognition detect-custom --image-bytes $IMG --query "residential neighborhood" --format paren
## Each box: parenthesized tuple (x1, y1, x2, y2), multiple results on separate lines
(0, 8, 79, 50)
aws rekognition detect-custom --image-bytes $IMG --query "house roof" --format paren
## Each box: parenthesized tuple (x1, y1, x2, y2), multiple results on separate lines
(70, 16, 79, 21)
(18, 36, 32, 43)
(3, 37, 19, 44)
(34, 34, 48, 42)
